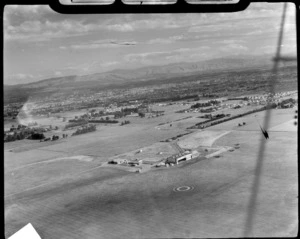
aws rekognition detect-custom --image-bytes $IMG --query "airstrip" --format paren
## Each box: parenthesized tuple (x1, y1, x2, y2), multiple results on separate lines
(5, 107, 297, 238)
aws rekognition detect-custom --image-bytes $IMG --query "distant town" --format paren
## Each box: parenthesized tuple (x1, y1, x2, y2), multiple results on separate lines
(4, 84, 297, 152)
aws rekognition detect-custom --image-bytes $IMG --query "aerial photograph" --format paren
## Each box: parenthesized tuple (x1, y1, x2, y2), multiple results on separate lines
(4, 2, 298, 238)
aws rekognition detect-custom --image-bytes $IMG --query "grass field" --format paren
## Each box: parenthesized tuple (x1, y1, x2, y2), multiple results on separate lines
(5, 107, 297, 238)
(178, 130, 230, 148)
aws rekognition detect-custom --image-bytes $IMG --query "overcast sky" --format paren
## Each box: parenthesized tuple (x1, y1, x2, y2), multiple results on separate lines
(4, 3, 297, 85)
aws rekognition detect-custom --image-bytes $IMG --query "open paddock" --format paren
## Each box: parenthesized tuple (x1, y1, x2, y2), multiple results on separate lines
(5, 125, 297, 238)
(4, 111, 198, 198)
(178, 130, 230, 149)
(206, 108, 297, 132)
(5, 154, 101, 197)
(5, 99, 297, 238)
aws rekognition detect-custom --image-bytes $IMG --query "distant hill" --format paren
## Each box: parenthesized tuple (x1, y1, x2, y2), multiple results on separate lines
(4, 56, 296, 104)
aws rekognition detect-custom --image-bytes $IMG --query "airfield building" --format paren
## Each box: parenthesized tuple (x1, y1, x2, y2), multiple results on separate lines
(128, 159, 143, 167)
(166, 153, 193, 165)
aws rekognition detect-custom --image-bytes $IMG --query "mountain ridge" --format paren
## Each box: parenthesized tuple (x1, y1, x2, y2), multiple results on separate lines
(4, 56, 297, 104)
(4, 56, 278, 89)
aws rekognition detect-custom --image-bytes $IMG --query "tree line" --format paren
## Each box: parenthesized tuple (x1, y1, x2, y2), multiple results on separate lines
(65, 121, 88, 129)
(72, 124, 96, 136)
(120, 120, 131, 126)
(189, 104, 277, 130)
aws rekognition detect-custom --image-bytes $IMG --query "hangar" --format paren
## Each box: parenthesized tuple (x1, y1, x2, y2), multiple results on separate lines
(166, 153, 193, 165)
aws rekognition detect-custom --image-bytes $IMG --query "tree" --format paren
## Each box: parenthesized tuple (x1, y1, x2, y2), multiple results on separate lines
(138, 112, 145, 118)
(6, 135, 13, 142)
(106, 116, 110, 121)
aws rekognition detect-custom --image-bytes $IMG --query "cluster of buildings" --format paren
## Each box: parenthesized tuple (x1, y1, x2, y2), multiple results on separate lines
(109, 149, 196, 169)
(176, 91, 298, 115)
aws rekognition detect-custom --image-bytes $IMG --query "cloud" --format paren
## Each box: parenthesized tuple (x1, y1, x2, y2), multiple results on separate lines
(219, 43, 248, 53)
(54, 71, 63, 76)
(125, 51, 169, 63)
(64, 61, 99, 72)
(101, 61, 119, 67)
(5, 12, 185, 42)
(5, 3, 292, 43)
(146, 34, 215, 45)
(109, 40, 137, 46)
(60, 40, 137, 50)
(4, 5, 55, 24)
(69, 44, 111, 50)
(146, 38, 174, 44)
(5, 73, 36, 84)
(257, 41, 296, 56)
(146, 35, 198, 45)
(106, 23, 135, 32)
(4, 18, 104, 41)
(4, 6, 130, 41)
(188, 24, 226, 33)
(4, 2, 297, 86)
(3, 7, 181, 42)
(13, 73, 34, 79)
(9, 5, 293, 44)
(124, 46, 212, 64)
(63, 60, 119, 74)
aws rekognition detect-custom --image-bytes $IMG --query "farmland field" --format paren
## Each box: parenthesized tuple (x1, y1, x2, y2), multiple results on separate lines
(4, 107, 297, 238)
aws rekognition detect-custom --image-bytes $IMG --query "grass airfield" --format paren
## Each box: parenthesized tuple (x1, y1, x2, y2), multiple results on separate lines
(5, 108, 297, 238)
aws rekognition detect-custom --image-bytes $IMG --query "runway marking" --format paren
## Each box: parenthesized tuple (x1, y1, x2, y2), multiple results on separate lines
(173, 186, 194, 192)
